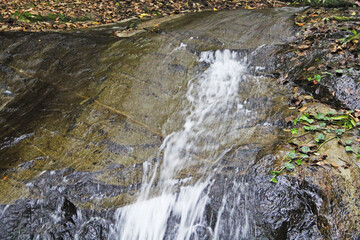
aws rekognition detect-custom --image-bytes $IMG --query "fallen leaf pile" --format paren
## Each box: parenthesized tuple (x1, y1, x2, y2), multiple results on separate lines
(0, 0, 286, 32)
(289, 7, 360, 80)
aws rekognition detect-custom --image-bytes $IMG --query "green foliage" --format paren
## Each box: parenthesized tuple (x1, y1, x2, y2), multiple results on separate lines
(335, 129, 345, 135)
(285, 162, 295, 170)
(271, 177, 278, 183)
(272, 109, 360, 183)
(291, 128, 298, 134)
(336, 69, 344, 74)
(316, 113, 325, 120)
(339, 28, 359, 44)
(299, 114, 314, 124)
(294, 118, 298, 126)
(304, 125, 317, 131)
(357, 150, 360, 158)
(270, 170, 281, 176)
(307, 74, 322, 83)
(345, 146, 354, 153)
(314, 74, 322, 82)
(315, 133, 325, 142)
(288, 151, 297, 159)
(301, 146, 311, 153)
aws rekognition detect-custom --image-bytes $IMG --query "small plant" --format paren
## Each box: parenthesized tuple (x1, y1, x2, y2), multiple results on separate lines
(307, 74, 322, 83)
(271, 110, 360, 183)
(270, 151, 308, 183)
(339, 28, 359, 44)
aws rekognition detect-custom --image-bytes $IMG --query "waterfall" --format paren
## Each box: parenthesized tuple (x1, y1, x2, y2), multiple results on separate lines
(110, 49, 258, 240)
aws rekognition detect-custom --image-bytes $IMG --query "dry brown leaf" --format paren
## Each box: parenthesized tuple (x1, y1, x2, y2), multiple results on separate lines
(303, 95, 314, 100)
(330, 162, 339, 169)
(296, 51, 306, 57)
(298, 44, 310, 50)
(293, 86, 298, 94)
(298, 106, 307, 112)
(314, 161, 326, 166)
(285, 115, 295, 123)
(307, 66, 316, 71)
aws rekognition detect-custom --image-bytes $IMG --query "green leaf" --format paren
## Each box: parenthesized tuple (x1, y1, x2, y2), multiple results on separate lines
(326, 111, 336, 116)
(345, 140, 353, 146)
(350, 119, 356, 127)
(299, 115, 314, 124)
(270, 170, 281, 176)
(314, 74, 322, 82)
(294, 118, 298, 126)
(304, 125, 317, 131)
(319, 122, 326, 128)
(335, 129, 345, 135)
(316, 113, 325, 120)
(291, 128, 298, 134)
(330, 115, 348, 121)
(301, 146, 311, 153)
(344, 121, 352, 129)
(288, 151, 297, 159)
(316, 133, 326, 142)
(285, 162, 295, 170)
(336, 69, 344, 74)
(271, 177, 278, 183)
(296, 159, 302, 165)
(345, 146, 354, 153)
(300, 154, 309, 158)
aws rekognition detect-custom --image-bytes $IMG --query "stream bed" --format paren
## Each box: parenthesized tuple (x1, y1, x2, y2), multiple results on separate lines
(0, 7, 359, 239)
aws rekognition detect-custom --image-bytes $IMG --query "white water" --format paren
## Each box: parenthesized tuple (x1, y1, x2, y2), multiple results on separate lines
(110, 49, 258, 240)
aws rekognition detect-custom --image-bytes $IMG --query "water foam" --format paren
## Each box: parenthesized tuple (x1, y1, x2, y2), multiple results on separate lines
(110, 49, 253, 240)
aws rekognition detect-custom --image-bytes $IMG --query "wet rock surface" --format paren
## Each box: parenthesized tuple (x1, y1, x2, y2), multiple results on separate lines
(271, 7, 360, 110)
(0, 7, 359, 239)
(208, 173, 324, 239)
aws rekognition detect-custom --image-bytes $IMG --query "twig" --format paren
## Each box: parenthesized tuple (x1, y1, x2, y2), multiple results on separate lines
(315, 128, 353, 152)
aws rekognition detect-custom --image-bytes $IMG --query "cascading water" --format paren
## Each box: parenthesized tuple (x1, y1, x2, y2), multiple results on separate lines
(109, 49, 265, 240)
(3, 8, 351, 239)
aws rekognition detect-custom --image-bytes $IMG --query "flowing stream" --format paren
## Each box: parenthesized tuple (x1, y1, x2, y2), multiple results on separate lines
(109, 49, 269, 239)
(4, 8, 342, 240)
